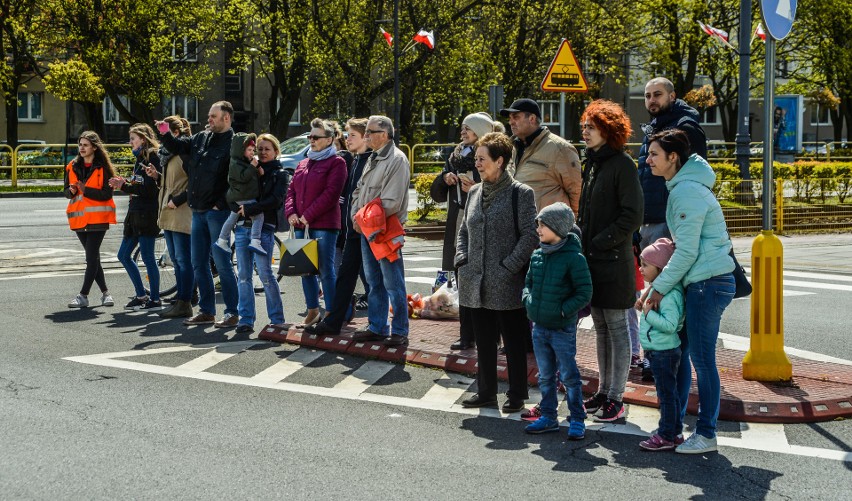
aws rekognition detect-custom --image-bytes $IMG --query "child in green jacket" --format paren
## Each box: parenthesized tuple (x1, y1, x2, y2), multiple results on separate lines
(637, 238, 685, 451)
(522, 202, 593, 440)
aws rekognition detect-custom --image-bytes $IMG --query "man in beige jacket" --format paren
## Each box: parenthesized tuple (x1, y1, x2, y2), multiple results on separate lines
(349, 115, 411, 346)
(500, 98, 582, 213)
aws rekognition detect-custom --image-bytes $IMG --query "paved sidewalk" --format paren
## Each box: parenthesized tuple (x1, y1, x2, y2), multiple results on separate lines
(259, 317, 852, 424)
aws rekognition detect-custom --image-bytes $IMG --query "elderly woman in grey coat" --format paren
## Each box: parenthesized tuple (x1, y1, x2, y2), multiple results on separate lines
(455, 132, 539, 412)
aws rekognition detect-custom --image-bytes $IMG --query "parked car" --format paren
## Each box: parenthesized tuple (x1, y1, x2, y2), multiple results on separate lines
(706, 140, 734, 158)
(17, 145, 77, 167)
(0, 140, 46, 166)
(278, 132, 310, 173)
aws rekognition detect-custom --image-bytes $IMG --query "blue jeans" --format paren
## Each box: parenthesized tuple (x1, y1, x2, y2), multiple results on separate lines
(639, 222, 671, 250)
(235, 226, 284, 326)
(117, 235, 159, 300)
(163, 230, 193, 301)
(360, 236, 408, 336)
(532, 323, 586, 422)
(646, 347, 683, 441)
(295, 228, 338, 310)
(191, 209, 238, 317)
(676, 273, 735, 439)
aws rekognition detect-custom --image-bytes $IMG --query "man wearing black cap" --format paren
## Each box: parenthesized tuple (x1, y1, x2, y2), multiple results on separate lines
(500, 98, 582, 213)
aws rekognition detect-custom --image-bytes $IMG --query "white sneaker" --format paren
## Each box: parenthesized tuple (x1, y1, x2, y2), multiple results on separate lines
(215, 238, 231, 253)
(101, 293, 114, 307)
(68, 294, 89, 308)
(675, 433, 718, 454)
(248, 238, 267, 256)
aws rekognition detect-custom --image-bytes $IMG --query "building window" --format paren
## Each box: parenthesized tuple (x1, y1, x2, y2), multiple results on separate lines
(538, 100, 559, 126)
(810, 105, 831, 126)
(419, 108, 436, 125)
(275, 97, 301, 126)
(699, 106, 721, 126)
(173, 37, 198, 62)
(103, 95, 130, 124)
(17, 92, 43, 121)
(164, 95, 199, 123)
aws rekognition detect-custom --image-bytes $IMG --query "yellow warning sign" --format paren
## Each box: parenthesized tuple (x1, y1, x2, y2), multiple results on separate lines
(540, 39, 588, 93)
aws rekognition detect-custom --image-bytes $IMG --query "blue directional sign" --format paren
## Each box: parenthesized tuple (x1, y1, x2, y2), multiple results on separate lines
(761, 0, 797, 40)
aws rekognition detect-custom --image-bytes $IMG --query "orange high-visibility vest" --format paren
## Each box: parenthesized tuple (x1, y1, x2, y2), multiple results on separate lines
(66, 161, 117, 231)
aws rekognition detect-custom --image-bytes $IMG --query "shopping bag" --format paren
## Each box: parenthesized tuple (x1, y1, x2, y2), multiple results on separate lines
(278, 226, 319, 277)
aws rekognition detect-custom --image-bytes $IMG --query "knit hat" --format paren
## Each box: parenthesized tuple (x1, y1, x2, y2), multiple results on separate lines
(640, 238, 676, 270)
(462, 112, 495, 140)
(535, 202, 575, 239)
(243, 132, 257, 151)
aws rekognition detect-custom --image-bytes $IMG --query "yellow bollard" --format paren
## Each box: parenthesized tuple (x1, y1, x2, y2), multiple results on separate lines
(742, 230, 792, 381)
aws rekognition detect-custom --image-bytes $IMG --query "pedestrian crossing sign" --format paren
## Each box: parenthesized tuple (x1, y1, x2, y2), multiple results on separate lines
(541, 39, 588, 93)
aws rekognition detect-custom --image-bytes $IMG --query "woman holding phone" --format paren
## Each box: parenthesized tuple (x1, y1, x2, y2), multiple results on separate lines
(110, 123, 163, 310)
(430, 112, 496, 350)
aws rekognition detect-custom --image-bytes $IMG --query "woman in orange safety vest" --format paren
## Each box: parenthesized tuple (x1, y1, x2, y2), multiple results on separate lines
(64, 131, 118, 308)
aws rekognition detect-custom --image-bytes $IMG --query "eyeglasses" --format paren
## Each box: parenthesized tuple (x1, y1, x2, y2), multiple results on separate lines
(364, 129, 386, 136)
(307, 135, 330, 141)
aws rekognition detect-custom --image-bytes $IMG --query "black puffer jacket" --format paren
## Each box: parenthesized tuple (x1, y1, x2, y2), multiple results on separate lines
(160, 128, 234, 211)
(636, 99, 706, 224)
(578, 145, 644, 309)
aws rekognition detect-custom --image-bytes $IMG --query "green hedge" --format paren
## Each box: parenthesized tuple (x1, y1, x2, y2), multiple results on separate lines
(710, 161, 852, 203)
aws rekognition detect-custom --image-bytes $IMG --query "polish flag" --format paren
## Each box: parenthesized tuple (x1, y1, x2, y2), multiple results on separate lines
(755, 23, 766, 41)
(699, 21, 729, 42)
(380, 27, 393, 47)
(412, 29, 435, 50)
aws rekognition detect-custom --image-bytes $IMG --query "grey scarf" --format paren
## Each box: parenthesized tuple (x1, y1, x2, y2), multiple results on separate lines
(481, 169, 513, 210)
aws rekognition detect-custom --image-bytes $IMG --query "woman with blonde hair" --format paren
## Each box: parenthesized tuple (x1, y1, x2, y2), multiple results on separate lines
(109, 123, 163, 310)
(65, 131, 118, 308)
(148, 116, 195, 318)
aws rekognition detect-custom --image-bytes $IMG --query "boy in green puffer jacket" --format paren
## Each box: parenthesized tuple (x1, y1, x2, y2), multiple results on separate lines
(522, 202, 592, 440)
(636, 237, 685, 452)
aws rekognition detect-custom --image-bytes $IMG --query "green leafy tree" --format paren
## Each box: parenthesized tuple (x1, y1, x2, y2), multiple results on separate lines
(31, 0, 225, 134)
(0, 0, 41, 146)
(224, 0, 313, 138)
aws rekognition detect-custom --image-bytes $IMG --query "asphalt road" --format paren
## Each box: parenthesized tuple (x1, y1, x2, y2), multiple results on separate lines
(1, 197, 850, 499)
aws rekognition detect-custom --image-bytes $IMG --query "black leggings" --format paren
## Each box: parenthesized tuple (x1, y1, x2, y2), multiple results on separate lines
(76, 230, 108, 295)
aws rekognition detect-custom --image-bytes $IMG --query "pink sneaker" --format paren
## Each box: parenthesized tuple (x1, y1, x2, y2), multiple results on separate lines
(640, 433, 677, 451)
(520, 404, 542, 422)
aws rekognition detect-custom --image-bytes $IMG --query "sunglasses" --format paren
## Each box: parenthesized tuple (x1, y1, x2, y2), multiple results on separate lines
(307, 135, 330, 141)
(364, 129, 386, 135)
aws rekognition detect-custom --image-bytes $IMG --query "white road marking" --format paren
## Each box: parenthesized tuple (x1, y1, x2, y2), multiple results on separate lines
(407, 267, 442, 273)
(175, 343, 251, 374)
(739, 422, 790, 449)
(717, 333, 852, 366)
(405, 277, 438, 284)
(782, 279, 852, 292)
(405, 256, 442, 262)
(333, 360, 395, 394)
(421, 373, 475, 405)
(63, 342, 852, 463)
(250, 348, 324, 384)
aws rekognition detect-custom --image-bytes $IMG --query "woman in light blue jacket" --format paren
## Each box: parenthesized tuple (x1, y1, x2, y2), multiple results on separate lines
(644, 129, 735, 455)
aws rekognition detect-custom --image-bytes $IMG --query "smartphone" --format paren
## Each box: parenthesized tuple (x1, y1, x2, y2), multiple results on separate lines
(458, 172, 473, 182)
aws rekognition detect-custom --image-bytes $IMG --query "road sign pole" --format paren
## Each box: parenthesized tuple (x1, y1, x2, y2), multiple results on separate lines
(763, 36, 775, 231)
(559, 93, 566, 138)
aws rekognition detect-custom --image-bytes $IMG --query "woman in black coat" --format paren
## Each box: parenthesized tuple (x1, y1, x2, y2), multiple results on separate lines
(576, 100, 644, 423)
(430, 112, 496, 350)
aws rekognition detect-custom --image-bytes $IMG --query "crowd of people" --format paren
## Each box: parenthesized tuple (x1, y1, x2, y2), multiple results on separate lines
(63, 76, 736, 454)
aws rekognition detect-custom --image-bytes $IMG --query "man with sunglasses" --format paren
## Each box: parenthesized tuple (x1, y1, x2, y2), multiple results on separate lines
(636, 78, 707, 250)
(348, 115, 411, 346)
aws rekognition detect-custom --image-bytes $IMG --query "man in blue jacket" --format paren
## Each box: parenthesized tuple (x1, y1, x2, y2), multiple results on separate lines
(158, 101, 238, 327)
(636, 78, 707, 249)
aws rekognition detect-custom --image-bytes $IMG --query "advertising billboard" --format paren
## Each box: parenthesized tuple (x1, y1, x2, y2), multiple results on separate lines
(773, 95, 803, 154)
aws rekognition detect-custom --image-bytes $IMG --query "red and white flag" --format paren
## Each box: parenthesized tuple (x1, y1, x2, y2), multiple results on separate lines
(699, 21, 729, 42)
(379, 27, 393, 47)
(412, 29, 435, 50)
(755, 23, 766, 42)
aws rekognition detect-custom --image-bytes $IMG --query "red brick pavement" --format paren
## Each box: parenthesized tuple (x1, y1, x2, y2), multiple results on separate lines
(259, 317, 852, 424)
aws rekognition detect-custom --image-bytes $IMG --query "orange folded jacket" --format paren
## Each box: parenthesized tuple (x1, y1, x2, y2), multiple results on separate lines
(354, 197, 405, 262)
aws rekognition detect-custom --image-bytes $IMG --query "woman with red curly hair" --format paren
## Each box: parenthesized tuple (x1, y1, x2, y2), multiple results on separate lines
(576, 99, 644, 422)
